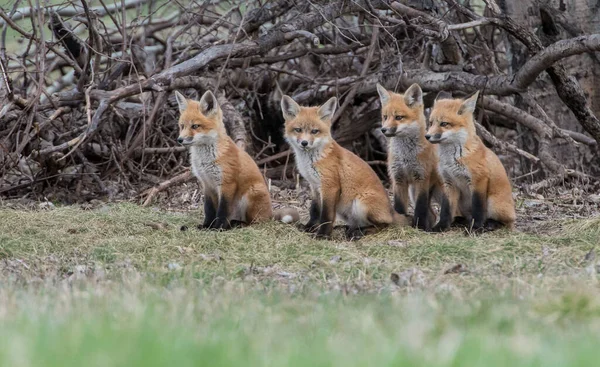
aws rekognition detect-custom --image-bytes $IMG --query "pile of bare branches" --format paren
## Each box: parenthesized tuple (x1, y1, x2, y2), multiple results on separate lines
(1, 0, 599, 203)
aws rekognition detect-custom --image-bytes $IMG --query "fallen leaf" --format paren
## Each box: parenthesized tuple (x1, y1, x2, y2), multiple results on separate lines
(584, 248, 596, 263)
(145, 222, 168, 230)
(329, 255, 342, 264)
(444, 264, 468, 275)
(390, 273, 401, 286)
(387, 240, 408, 247)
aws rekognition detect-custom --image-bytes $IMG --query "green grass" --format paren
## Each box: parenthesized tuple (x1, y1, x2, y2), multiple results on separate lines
(1, 204, 600, 366)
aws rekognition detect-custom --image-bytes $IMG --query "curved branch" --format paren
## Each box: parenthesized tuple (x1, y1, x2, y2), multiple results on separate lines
(513, 34, 600, 89)
(0, 0, 146, 26)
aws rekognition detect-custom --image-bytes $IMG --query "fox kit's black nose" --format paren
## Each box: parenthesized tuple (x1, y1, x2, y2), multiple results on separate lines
(380, 127, 388, 134)
(300, 140, 309, 147)
(177, 137, 184, 144)
(425, 134, 432, 141)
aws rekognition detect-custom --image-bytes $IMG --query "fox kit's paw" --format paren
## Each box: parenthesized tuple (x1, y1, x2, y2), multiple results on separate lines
(484, 219, 505, 231)
(211, 218, 232, 231)
(314, 232, 331, 240)
(345, 227, 365, 241)
(451, 216, 470, 228)
(412, 217, 431, 232)
(431, 224, 449, 233)
(314, 226, 333, 240)
(304, 222, 319, 233)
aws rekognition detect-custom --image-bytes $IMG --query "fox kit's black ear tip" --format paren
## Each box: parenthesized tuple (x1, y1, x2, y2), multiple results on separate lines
(407, 83, 421, 91)
(435, 90, 453, 101)
(467, 90, 480, 100)
(458, 90, 479, 115)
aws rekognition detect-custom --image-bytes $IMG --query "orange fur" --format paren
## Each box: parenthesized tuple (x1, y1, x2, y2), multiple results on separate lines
(377, 83, 443, 231)
(281, 95, 409, 240)
(426, 91, 516, 231)
(176, 91, 296, 229)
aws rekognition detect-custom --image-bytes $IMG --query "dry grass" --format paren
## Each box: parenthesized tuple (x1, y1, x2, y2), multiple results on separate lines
(1, 203, 600, 366)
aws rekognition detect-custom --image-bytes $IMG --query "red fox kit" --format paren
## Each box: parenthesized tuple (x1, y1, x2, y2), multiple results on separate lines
(281, 95, 409, 239)
(426, 91, 516, 231)
(376, 83, 443, 231)
(175, 90, 298, 229)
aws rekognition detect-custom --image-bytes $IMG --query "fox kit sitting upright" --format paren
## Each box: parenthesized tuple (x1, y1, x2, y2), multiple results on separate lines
(175, 90, 297, 230)
(426, 91, 516, 231)
(281, 95, 409, 240)
(376, 83, 443, 231)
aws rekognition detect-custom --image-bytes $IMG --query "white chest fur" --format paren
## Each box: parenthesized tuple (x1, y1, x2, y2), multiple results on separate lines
(292, 147, 324, 190)
(438, 143, 471, 188)
(189, 143, 222, 190)
(388, 135, 425, 182)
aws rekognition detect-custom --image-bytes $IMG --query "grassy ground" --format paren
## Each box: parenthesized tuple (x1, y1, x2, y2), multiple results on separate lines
(1, 203, 600, 366)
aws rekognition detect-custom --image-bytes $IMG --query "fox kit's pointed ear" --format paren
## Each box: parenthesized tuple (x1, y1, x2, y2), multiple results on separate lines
(404, 83, 423, 107)
(281, 95, 301, 121)
(458, 91, 479, 115)
(199, 90, 219, 116)
(376, 83, 390, 105)
(435, 90, 453, 101)
(174, 91, 188, 113)
(318, 97, 337, 122)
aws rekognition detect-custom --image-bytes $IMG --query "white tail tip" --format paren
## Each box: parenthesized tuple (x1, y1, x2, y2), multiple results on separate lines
(280, 215, 294, 224)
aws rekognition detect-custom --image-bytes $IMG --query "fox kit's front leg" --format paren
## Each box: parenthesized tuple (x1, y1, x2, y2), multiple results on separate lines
(316, 186, 338, 239)
(305, 190, 321, 233)
(212, 184, 235, 230)
(392, 179, 409, 216)
(199, 191, 218, 229)
(470, 176, 489, 230)
(412, 179, 432, 231)
(432, 184, 459, 232)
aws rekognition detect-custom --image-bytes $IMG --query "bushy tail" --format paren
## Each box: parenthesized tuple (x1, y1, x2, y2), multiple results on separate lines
(273, 207, 300, 224)
(392, 212, 412, 226)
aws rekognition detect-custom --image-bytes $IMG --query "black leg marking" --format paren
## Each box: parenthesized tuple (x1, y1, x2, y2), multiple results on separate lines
(199, 194, 218, 229)
(484, 219, 504, 231)
(347, 227, 366, 241)
(393, 193, 407, 215)
(212, 196, 232, 230)
(451, 216, 470, 228)
(304, 199, 321, 233)
(432, 194, 452, 232)
(315, 201, 334, 239)
(413, 192, 430, 231)
(471, 192, 486, 230)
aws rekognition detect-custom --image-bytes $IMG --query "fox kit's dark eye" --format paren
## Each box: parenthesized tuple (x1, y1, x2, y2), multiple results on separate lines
(191, 124, 200, 129)
(383, 115, 388, 120)
(294, 128, 302, 133)
(395, 115, 404, 121)
(440, 122, 450, 127)
(311, 129, 319, 134)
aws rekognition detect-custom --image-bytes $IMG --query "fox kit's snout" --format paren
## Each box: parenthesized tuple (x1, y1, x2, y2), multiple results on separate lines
(376, 83, 424, 138)
(175, 90, 223, 147)
(280, 95, 336, 151)
(426, 91, 475, 145)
